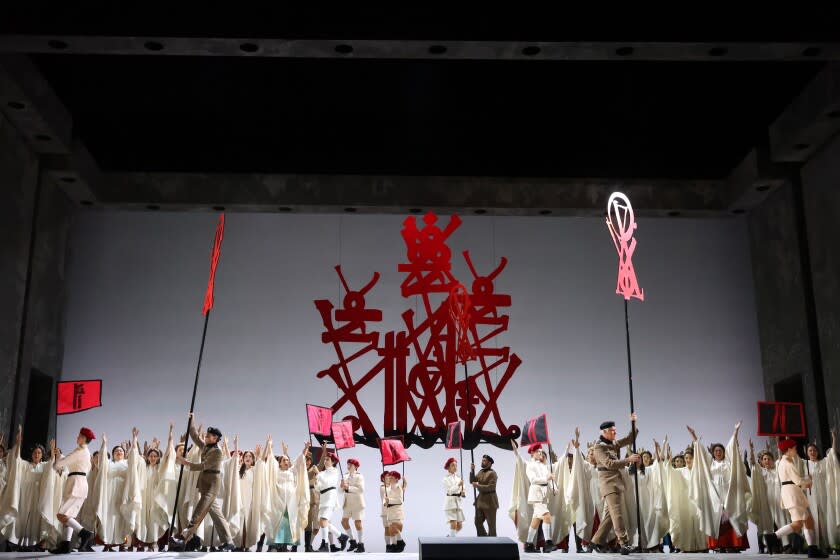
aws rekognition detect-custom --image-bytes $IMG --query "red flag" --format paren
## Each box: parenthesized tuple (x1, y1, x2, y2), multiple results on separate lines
(57, 380, 102, 415)
(202, 214, 225, 316)
(380, 438, 411, 466)
(332, 421, 355, 450)
(445, 421, 463, 449)
(306, 404, 333, 437)
(520, 413, 550, 446)
(757, 401, 806, 437)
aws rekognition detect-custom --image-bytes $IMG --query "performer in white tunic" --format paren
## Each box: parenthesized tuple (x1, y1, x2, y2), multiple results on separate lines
(47, 427, 96, 554)
(565, 435, 596, 550)
(313, 451, 350, 552)
(138, 424, 177, 550)
(267, 441, 309, 552)
(803, 434, 839, 553)
(765, 438, 828, 558)
(383, 470, 407, 553)
(235, 447, 256, 550)
(94, 435, 132, 550)
(663, 445, 706, 553)
(0, 426, 49, 550)
(340, 457, 365, 552)
(748, 441, 790, 552)
(508, 439, 534, 548)
(636, 443, 668, 551)
(442, 458, 465, 537)
(523, 443, 557, 553)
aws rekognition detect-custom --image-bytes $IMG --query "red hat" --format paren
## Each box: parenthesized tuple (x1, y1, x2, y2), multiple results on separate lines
(380, 471, 388, 482)
(327, 452, 339, 464)
(387, 470, 401, 481)
(528, 443, 543, 455)
(347, 458, 360, 468)
(444, 457, 457, 470)
(778, 439, 797, 453)
(79, 427, 96, 441)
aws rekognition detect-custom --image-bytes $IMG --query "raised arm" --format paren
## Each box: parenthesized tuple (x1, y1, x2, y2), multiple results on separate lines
(187, 413, 205, 449)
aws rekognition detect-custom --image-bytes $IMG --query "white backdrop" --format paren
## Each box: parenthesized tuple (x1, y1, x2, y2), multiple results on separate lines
(59, 211, 764, 551)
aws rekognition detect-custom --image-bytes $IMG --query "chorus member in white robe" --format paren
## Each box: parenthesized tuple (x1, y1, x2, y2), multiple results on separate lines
(636, 442, 668, 551)
(94, 434, 131, 550)
(565, 434, 596, 548)
(748, 441, 790, 552)
(662, 446, 705, 552)
(340, 457, 365, 552)
(312, 451, 349, 552)
(120, 428, 147, 550)
(442, 458, 465, 537)
(267, 442, 309, 552)
(687, 421, 750, 552)
(508, 439, 534, 547)
(524, 443, 557, 553)
(138, 424, 176, 550)
(235, 446, 256, 549)
(0, 426, 49, 550)
(546, 446, 573, 551)
(765, 439, 828, 558)
(803, 431, 838, 553)
(383, 470, 406, 553)
(47, 427, 96, 554)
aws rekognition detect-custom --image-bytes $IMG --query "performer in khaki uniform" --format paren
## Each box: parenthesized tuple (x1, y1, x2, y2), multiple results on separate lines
(304, 449, 322, 552)
(48, 427, 97, 554)
(170, 414, 234, 552)
(340, 458, 366, 552)
(470, 454, 499, 536)
(765, 439, 828, 558)
(590, 414, 641, 556)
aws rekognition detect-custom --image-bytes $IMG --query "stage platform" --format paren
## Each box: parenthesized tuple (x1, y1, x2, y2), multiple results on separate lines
(0, 552, 813, 559)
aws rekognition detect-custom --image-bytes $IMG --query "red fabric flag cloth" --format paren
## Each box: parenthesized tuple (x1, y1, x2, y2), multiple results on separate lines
(757, 401, 806, 437)
(520, 413, 550, 446)
(202, 214, 225, 316)
(445, 421, 463, 449)
(380, 438, 411, 466)
(306, 404, 333, 436)
(57, 380, 102, 415)
(332, 421, 356, 449)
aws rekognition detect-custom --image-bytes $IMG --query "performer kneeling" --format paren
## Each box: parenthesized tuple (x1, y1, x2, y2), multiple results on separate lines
(313, 451, 350, 552)
(525, 443, 556, 553)
(341, 458, 366, 553)
(765, 439, 828, 558)
(48, 427, 97, 554)
(170, 414, 235, 552)
(443, 458, 465, 537)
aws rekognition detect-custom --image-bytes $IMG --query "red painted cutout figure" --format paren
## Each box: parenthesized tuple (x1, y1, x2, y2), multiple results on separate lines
(313, 212, 521, 450)
(606, 192, 644, 301)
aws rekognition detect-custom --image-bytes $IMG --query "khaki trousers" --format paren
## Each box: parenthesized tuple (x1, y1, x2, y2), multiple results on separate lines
(591, 492, 628, 546)
(474, 507, 497, 536)
(181, 491, 232, 544)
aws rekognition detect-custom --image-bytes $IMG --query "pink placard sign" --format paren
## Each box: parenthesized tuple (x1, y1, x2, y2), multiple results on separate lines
(606, 192, 645, 301)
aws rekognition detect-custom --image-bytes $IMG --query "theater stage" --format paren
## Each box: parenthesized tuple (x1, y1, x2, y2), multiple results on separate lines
(0, 553, 804, 559)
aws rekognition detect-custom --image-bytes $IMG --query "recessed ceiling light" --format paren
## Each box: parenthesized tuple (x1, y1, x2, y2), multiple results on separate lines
(144, 41, 164, 52)
(335, 44, 354, 55)
(521, 46, 541, 56)
(277, 206, 292, 212)
(48, 39, 68, 50)
(239, 42, 259, 53)
(616, 46, 634, 56)
(428, 45, 447, 55)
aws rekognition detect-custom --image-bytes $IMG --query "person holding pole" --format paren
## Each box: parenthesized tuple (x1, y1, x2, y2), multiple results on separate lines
(590, 414, 640, 555)
(169, 413, 235, 552)
(524, 443, 557, 553)
(470, 454, 498, 536)
(442, 458, 466, 537)
(47, 427, 96, 554)
(340, 458, 365, 552)
(313, 451, 349, 552)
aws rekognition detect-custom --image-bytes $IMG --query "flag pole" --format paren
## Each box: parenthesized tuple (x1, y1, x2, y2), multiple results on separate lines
(624, 298, 644, 551)
(463, 362, 478, 503)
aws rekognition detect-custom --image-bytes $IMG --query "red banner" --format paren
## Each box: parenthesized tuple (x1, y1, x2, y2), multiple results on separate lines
(202, 214, 225, 316)
(57, 380, 102, 415)
(332, 420, 355, 449)
(520, 413, 550, 446)
(757, 401, 806, 437)
(306, 404, 333, 437)
(380, 437, 411, 466)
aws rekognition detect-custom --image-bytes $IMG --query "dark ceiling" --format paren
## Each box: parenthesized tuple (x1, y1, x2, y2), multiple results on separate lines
(4, 7, 839, 182)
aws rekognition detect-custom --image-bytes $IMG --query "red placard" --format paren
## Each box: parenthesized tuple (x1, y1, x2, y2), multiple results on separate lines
(306, 404, 333, 437)
(332, 421, 356, 450)
(445, 421, 463, 449)
(757, 401, 806, 437)
(57, 380, 102, 415)
(380, 437, 411, 466)
(520, 413, 550, 446)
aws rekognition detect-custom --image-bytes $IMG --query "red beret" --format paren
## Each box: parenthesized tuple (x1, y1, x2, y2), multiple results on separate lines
(79, 427, 96, 441)
(528, 443, 543, 454)
(327, 452, 339, 464)
(778, 439, 797, 453)
(444, 457, 457, 470)
(347, 458, 360, 468)
(387, 470, 401, 481)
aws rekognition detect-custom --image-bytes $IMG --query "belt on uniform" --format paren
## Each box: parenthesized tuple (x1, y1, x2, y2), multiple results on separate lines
(447, 493, 462, 496)
(387, 503, 403, 507)
(320, 486, 336, 494)
(481, 491, 496, 494)
(203, 470, 220, 474)
(781, 481, 795, 486)
(69, 472, 86, 477)
(597, 467, 610, 471)
(536, 483, 548, 486)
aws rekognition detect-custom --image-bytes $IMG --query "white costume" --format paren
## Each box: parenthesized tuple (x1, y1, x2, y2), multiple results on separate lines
(526, 458, 552, 518)
(663, 464, 705, 552)
(341, 471, 365, 521)
(315, 465, 340, 520)
(268, 452, 309, 546)
(140, 441, 177, 544)
(383, 481, 405, 524)
(93, 443, 131, 546)
(0, 449, 48, 547)
(565, 449, 596, 542)
(53, 444, 91, 519)
(442, 472, 465, 523)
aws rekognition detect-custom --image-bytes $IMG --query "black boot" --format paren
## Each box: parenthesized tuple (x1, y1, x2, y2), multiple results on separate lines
(524, 543, 537, 553)
(765, 533, 782, 555)
(49, 541, 72, 555)
(354, 542, 365, 553)
(338, 533, 350, 550)
(78, 528, 95, 552)
(186, 535, 201, 552)
(395, 539, 406, 552)
(348, 539, 358, 551)
(809, 545, 829, 559)
(543, 539, 557, 553)
(317, 540, 329, 552)
(304, 530, 313, 552)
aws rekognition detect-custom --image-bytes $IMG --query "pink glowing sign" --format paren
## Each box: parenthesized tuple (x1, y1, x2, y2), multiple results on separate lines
(606, 192, 644, 301)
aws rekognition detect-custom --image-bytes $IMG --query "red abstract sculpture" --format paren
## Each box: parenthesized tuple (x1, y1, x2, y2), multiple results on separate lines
(606, 193, 644, 301)
(314, 212, 521, 449)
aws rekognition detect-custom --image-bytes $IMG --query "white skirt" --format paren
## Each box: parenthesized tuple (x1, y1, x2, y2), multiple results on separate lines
(58, 496, 86, 518)
(445, 508, 465, 523)
(531, 502, 549, 518)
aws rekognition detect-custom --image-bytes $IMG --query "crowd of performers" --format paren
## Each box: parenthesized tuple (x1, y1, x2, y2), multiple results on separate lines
(0, 414, 838, 556)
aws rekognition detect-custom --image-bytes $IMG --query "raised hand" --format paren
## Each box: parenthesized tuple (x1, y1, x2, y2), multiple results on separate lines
(255, 443, 262, 458)
(282, 441, 289, 457)
(686, 425, 698, 442)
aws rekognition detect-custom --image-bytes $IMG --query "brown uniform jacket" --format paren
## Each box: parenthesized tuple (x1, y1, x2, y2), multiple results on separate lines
(470, 467, 499, 509)
(592, 429, 638, 498)
(308, 464, 321, 505)
(186, 424, 224, 495)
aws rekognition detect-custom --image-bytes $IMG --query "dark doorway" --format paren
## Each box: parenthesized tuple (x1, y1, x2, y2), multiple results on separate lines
(22, 369, 53, 457)
(774, 373, 807, 440)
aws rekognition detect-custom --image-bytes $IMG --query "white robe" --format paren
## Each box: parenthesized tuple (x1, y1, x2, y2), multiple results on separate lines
(442, 472, 465, 523)
(268, 453, 309, 545)
(664, 465, 705, 551)
(565, 450, 595, 541)
(508, 449, 533, 543)
(637, 461, 668, 547)
(94, 453, 130, 545)
(689, 435, 750, 538)
(0, 450, 49, 547)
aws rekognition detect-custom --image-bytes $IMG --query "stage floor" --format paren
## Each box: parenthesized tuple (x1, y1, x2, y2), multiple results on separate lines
(0, 553, 819, 559)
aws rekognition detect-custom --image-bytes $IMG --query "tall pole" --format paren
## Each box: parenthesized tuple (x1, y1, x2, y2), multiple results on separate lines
(463, 362, 478, 503)
(624, 299, 644, 550)
(168, 310, 211, 545)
